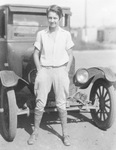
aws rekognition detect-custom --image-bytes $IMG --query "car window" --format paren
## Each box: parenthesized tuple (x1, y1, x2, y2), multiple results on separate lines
(12, 13, 47, 37)
(13, 13, 48, 26)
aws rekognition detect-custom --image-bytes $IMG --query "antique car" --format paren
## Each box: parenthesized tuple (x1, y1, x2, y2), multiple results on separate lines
(0, 4, 116, 142)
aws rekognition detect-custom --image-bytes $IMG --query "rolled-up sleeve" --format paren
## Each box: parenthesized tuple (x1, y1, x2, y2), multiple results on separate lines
(66, 32, 74, 50)
(34, 32, 42, 51)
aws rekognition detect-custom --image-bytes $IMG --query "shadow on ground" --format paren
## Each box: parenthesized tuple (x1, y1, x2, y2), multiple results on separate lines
(18, 111, 95, 140)
(0, 111, 96, 142)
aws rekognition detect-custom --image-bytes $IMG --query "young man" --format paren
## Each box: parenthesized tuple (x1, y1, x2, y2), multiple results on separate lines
(27, 5, 74, 146)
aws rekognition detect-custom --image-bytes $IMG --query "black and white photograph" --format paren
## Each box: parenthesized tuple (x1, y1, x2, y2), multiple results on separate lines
(0, 0, 116, 150)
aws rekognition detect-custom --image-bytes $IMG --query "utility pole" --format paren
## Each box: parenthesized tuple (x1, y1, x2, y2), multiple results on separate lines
(84, 0, 88, 42)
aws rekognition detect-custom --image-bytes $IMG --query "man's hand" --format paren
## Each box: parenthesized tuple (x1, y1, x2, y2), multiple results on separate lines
(65, 67, 70, 73)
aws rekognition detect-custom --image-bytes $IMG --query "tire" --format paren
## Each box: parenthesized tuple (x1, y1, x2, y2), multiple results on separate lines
(0, 86, 17, 141)
(90, 79, 116, 130)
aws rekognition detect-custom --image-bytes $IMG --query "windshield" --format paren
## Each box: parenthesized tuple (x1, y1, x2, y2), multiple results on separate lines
(13, 13, 48, 37)
(13, 13, 48, 26)
(12, 13, 68, 38)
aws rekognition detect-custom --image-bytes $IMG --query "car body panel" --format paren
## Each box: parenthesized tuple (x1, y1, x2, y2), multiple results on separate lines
(0, 70, 28, 87)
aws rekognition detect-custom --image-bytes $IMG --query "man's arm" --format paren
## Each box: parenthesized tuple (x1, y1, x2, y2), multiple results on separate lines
(33, 48, 42, 72)
(66, 48, 73, 73)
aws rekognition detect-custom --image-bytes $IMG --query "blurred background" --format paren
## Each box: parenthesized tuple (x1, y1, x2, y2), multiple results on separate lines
(1, 0, 116, 50)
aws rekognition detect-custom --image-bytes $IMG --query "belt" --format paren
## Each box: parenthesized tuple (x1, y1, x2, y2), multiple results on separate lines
(42, 63, 67, 69)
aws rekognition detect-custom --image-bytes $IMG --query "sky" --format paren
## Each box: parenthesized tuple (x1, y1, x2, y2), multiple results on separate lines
(0, 0, 116, 28)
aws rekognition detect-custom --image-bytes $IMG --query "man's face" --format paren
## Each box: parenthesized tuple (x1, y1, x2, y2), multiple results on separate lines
(47, 11, 60, 28)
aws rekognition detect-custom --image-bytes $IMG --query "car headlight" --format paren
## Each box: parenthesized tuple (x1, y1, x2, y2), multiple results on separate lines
(75, 69, 89, 84)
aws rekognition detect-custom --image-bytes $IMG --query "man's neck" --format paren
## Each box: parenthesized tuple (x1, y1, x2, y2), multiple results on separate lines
(49, 26, 59, 33)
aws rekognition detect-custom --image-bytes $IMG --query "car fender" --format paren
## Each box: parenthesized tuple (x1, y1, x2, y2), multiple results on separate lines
(80, 67, 116, 89)
(0, 70, 29, 87)
(91, 67, 116, 83)
(99, 67, 116, 82)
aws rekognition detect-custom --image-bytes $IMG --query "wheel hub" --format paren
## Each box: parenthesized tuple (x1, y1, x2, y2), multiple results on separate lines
(99, 97, 105, 111)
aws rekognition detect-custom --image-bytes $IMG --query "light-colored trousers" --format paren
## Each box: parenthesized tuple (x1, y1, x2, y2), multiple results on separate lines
(34, 66, 69, 111)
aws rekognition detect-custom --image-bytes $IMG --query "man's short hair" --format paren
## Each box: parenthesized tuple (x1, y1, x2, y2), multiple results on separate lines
(46, 5, 63, 19)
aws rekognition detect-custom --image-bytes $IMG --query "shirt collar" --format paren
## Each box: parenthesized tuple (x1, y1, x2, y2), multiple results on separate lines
(45, 26, 63, 34)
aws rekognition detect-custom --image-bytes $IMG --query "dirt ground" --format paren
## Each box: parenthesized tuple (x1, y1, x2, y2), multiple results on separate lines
(0, 110, 116, 150)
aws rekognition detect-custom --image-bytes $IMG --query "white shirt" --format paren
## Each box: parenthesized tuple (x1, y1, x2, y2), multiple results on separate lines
(34, 27, 74, 67)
